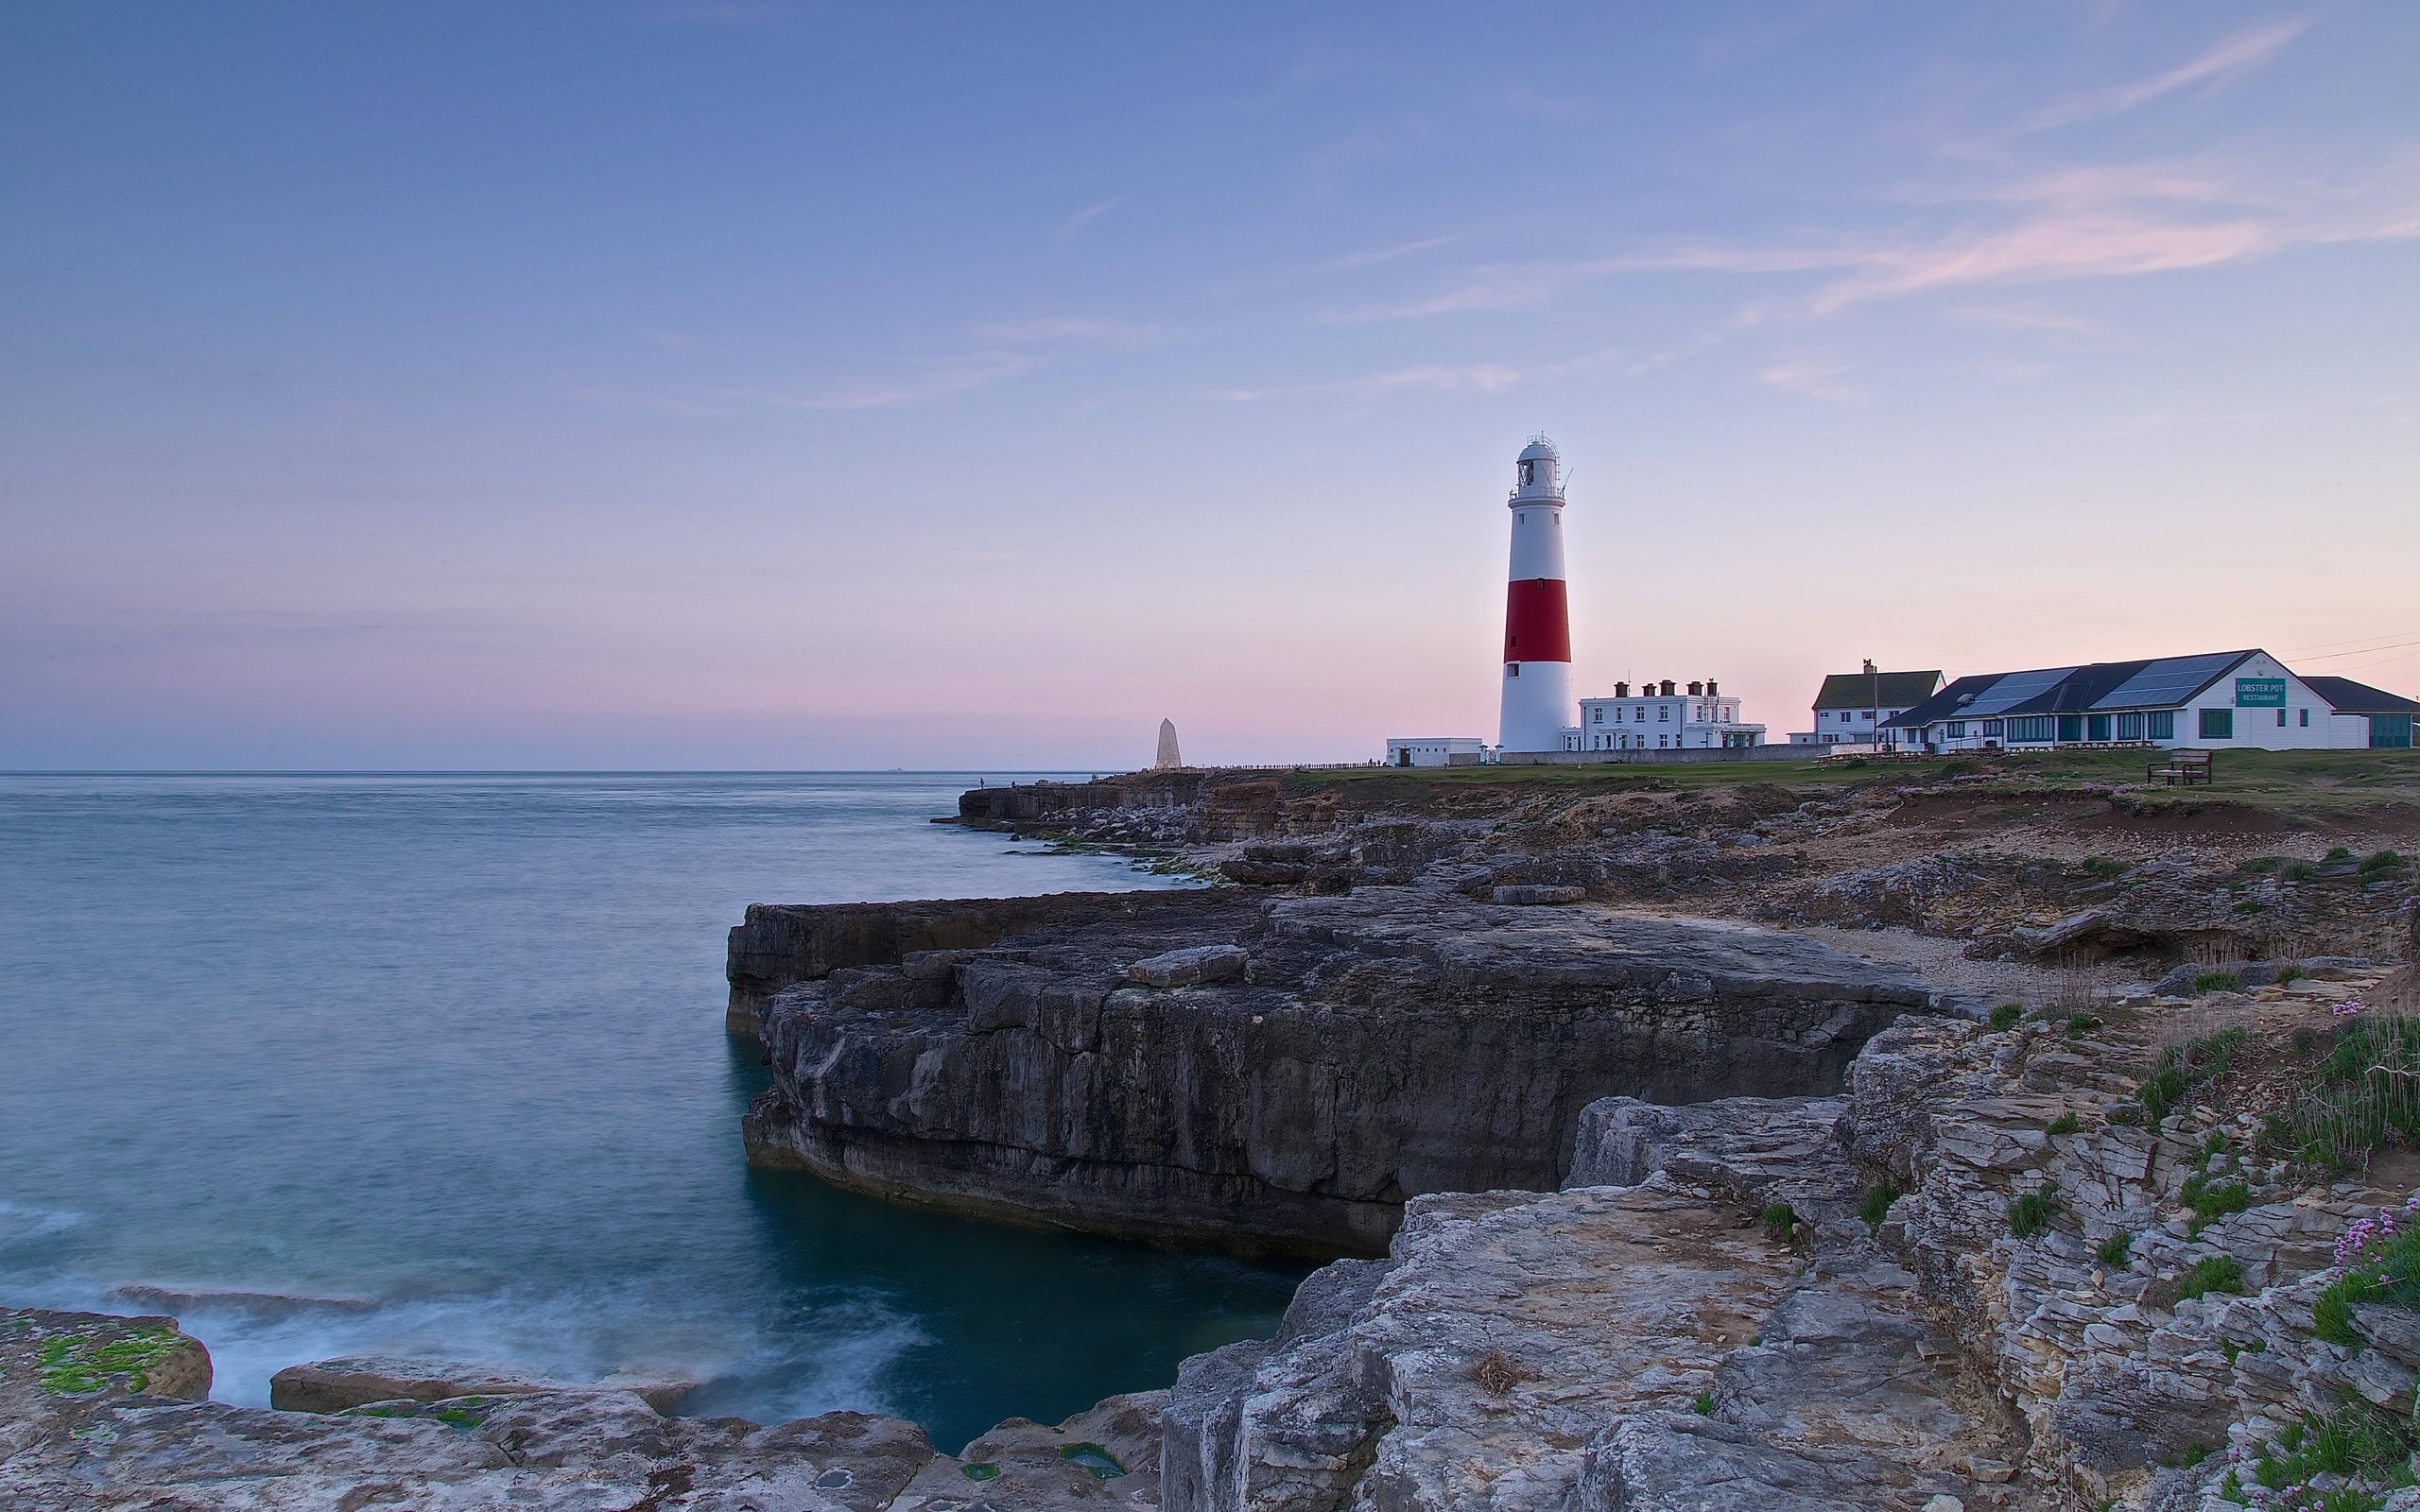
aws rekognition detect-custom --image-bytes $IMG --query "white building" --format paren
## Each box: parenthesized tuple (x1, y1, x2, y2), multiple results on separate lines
(1385, 736, 1486, 767)
(1881, 649, 2414, 752)
(1788, 662, 1944, 747)
(1570, 679, 1766, 751)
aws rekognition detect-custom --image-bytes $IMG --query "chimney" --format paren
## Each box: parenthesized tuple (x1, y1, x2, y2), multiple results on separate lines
(1661, 679, 1676, 696)
(1706, 679, 1720, 696)
(1862, 658, 1877, 675)
(1687, 680, 1703, 696)
(1614, 680, 1629, 697)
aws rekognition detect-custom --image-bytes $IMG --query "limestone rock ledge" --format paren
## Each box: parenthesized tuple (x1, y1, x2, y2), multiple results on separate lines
(1162, 993, 2420, 1512)
(1163, 1085, 2033, 1512)
(743, 886, 1935, 1254)
(2, 1313, 1163, 1512)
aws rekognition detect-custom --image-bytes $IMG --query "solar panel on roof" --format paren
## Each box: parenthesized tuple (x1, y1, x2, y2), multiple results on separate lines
(1965, 667, 2075, 715)
(2091, 652, 2244, 710)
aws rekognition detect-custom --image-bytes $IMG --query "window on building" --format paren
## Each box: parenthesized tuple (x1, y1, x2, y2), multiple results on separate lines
(2087, 713, 2111, 743)
(2148, 710, 2175, 740)
(1659, 707, 1670, 721)
(2276, 708, 2287, 727)
(1982, 719, 2004, 738)
(2058, 715, 2083, 743)
(1945, 720, 1966, 739)
(1507, 663, 1519, 678)
(2200, 708, 2234, 741)
(1862, 710, 1876, 722)
(1592, 708, 1604, 724)
(2118, 712, 2144, 741)
(2300, 708, 2309, 728)
(2007, 716, 2055, 743)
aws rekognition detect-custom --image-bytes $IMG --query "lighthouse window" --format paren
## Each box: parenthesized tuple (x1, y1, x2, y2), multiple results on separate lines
(1507, 663, 1519, 678)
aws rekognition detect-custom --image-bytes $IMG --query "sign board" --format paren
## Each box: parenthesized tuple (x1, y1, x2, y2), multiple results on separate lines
(2235, 678, 2289, 708)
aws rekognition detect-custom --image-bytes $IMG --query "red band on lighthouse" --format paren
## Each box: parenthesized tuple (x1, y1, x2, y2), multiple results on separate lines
(1502, 578, 1570, 662)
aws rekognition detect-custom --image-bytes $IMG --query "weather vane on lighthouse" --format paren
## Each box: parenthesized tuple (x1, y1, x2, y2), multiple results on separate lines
(1499, 435, 1574, 752)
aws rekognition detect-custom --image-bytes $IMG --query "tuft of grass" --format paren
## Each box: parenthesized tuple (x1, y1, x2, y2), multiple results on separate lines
(2140, 1025, 2249, 1121)
(1858, 1182, 1899, 1229)
(962, 1463, 1001, 1482)
(2238, 856, 2282, 875)
(2246, 1404, 2416, 1504)
(2274, 1014, 2420, 1173)
(2048, 1110, 2082, 1136)
(2175, 1253, 2246, 1302)
(1691, 1390, 1714, 1415)
(2326, 846, 2357, 863)
(2192, 970, 2242, 995)
(2360, 849, 2409, 875)
(2066, 1010, 2102, 1040)
(2234, 899, 2265, 915)
(2080, 856, 2127, 878)
(2274, 964, 2307, 986)
(1759, 1201, 1799, 1244)
(2285, 863, 2320, 883)
(2182, 1176, 2252, 1237)
(2097, 1230, 2134, 1268)
(1988, 1003, 2024, 1031)
(2007, 1183, 2060, 1240)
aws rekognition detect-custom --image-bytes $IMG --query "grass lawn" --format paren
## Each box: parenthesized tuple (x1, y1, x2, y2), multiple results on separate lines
(1278, 747, 2420, 817)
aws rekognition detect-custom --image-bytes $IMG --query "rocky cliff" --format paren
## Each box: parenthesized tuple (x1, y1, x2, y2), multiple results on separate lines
(727, 891, 1233, 1038)
(744, 885, 1936, 1254)
(1162, 961, 2420, 1512)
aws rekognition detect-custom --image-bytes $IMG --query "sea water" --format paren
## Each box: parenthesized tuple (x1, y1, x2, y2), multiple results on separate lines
(0, 772, 1307, 1452)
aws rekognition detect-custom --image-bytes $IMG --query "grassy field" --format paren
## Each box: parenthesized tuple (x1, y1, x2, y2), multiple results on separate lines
(1279, 747, 2420, 816)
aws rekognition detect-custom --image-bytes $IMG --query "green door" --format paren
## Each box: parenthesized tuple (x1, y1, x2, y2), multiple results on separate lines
(2087, 713, 2111, 743)
(2375, 714, 2414, 749)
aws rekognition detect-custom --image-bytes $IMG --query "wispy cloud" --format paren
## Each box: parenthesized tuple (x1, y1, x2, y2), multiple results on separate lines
(1213, 361, 1529, 404)
(1285, 235, 1461, 281)
(595, 315, 1159, 415)
(1948, 303, 2110, 339)
(1759, 357, 1866, 405)
(971, 316, 1160, 345)
(1321, 147, 2420, 323)
(718, 351, 1046, 412)
(1055, 198, 1121, 242)
(2016, 20, 2313, 134)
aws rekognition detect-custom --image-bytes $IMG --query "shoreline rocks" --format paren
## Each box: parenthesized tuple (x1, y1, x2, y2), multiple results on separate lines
(744, 886, 1935, 1254)
(268, 1353, 698, 1415)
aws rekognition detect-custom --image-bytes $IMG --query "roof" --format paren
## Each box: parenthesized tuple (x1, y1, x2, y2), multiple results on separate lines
(1812, 670, 1944, 711)
(1883, 675, 2003, 730)
(1517, 436, 1560, 462)
(1883, 650, 2274, 730)
(2303, 676, 2420, 714)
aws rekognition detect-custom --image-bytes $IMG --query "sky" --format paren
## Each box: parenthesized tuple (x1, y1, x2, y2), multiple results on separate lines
(3, 2, 2416, 770)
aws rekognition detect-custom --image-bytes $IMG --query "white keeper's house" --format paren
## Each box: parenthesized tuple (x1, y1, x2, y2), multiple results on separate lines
(1571, 679, 1767, 751)
(1788, 662, 1944, 746)
(1880, 649, 2417, 753)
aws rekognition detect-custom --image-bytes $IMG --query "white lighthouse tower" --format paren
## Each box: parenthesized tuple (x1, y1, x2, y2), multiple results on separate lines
(1498, 435, 1574, 752)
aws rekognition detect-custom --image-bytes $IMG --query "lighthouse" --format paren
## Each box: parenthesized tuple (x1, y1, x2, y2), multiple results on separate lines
(1498, 435, 1574, 752)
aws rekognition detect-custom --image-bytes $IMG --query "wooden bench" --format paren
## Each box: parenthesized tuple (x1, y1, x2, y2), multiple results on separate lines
(2147, 748, 2215, 787)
